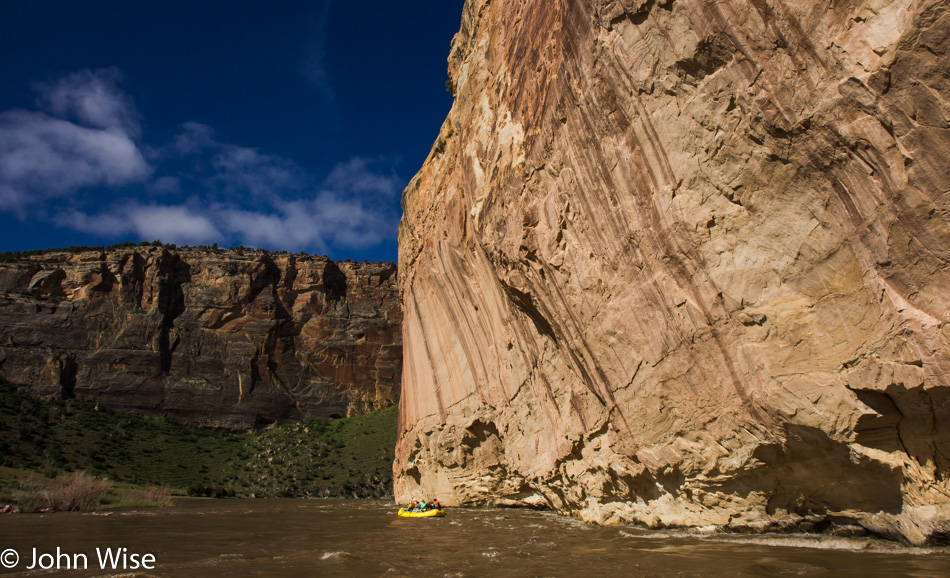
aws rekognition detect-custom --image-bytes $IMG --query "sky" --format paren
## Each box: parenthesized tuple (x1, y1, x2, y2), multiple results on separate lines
(0, 1, 464, 262)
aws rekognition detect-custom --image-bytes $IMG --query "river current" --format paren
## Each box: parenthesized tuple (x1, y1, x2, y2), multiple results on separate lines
(1, 499, 949, 577)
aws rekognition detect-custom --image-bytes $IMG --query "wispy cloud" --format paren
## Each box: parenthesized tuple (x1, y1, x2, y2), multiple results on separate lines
(58, 204, 222, 246)
(211, 141, 304, 200)
(147, 176, 181, 195)
(301, 1, 334, 100)
(220, 206, 328, 253)
(125, 205, 222, 244)
(324, 157, 402, 197)
(219, 158, 403, 251)
(2, 68, 403, 255)
(0, 68, 150, 215)
(35, 68, 141, 139)
(164, 121, 215, 156)
(158, 122, 306, 202)
(0, 111, 150, 213)
(57, 156, 403, 251)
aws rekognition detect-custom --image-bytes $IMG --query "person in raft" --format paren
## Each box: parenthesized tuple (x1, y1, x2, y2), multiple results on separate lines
(405, 500, 442, 511)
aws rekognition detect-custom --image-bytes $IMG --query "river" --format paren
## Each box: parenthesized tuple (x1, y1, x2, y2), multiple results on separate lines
(1, 499, 948, 577)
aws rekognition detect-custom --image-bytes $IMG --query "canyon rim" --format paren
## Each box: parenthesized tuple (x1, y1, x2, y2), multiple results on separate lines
(395, 0, 950, 544)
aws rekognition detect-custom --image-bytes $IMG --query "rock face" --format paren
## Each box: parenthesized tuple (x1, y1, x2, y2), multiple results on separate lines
(0, 248, 401, 428)
(396, 0, 950, 544)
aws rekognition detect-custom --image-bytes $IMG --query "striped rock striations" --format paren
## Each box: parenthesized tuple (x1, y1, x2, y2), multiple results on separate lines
(0, 248, 401, 428)
(396, 0, 950, 543)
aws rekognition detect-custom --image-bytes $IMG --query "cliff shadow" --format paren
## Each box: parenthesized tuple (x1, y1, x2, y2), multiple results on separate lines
(851, 383, 950, 482)
(742, 424, 904, 517)
(157, 253, 192, 374)
(119, 252, 147, 307)
(322, 261, 348, 304)
(59, 354, 78, 399)
(91, 260, 118, 294)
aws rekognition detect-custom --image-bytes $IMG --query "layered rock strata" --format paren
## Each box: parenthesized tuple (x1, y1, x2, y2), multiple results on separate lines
(0, 248, 400, 428)
(396, 0, 950, 544)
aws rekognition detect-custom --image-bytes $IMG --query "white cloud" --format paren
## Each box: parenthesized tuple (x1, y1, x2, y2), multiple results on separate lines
(241, 158, 404, 250)
(126, 205, 221, 244)
(58, 203, 221, 246)
(211, 144, 304, 199)
(219, 180, 399, 251)
(164, 121, 216, 156)
(56, 208, 133, 235)
(0, 184, 28, 216)
(0, 69, 150, 213)
(148, 176, 181, 195)
(215, 159, 402, 250)
(221, 207, 328, 252)
(159, 122, 305, 201)
(308, 191, 398, 249)
(0, 110, 150, 198)
(55, 157, 402, 252)
(35, 68, 141, 139)
(323, 157, 402, 197)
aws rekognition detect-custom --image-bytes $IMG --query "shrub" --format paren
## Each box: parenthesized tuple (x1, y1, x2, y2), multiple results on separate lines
(186, 482, 234, 498)
(141, 485, 171, 504)
(14, 475, 51, 513)
(49, 471, 112, 511)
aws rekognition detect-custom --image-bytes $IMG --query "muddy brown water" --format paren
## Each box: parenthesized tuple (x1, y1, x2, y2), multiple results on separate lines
(1, 499, 949, 577)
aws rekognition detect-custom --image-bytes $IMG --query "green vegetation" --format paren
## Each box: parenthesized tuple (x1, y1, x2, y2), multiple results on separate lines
(0, 240, 332, 262)
(12, 291, 68, 303)
(0, 381, 398, 503)
(0, 240, 164, 262)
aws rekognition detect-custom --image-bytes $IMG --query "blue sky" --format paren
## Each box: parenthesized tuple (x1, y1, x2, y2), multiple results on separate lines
(0, 1, 463, 262)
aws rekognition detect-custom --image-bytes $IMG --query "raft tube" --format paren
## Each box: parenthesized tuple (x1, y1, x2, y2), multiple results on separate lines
(397, 507, 446, 518)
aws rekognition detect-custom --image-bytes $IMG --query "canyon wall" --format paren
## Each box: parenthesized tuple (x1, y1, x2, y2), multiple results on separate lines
(0, 248, 400, 428)
(396, 0, 950, 543)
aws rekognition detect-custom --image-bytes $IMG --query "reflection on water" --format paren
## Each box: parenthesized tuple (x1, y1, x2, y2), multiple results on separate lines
(1, 499, 949, 577)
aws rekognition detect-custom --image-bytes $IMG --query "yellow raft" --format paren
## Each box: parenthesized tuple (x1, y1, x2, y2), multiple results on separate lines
(397, 507, 446, 518)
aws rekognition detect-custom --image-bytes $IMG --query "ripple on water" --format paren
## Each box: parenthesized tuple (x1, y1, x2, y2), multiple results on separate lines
(320, 551, 356, 560)
(617, 528, 946, 555)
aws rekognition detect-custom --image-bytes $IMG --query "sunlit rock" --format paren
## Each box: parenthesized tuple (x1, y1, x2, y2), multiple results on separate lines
(396, 0, 950, 544)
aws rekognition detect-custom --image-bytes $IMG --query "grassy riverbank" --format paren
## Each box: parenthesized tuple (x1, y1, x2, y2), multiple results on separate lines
(1, 468, 173, 512)
(0, 381, 397, 504)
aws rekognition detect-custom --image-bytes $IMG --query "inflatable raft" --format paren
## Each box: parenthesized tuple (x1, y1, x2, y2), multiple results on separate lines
(397, 507, 445, 518)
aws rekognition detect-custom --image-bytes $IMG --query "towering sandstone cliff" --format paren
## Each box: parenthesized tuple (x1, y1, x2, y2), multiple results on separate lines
(396, 0, 950, 543)
(0, 248, 400, 427)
